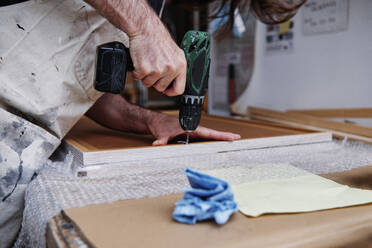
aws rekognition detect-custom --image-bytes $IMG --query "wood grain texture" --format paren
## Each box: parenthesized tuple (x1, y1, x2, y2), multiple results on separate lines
(287, 108, 372, 118)
(249, 107, 372, 139)
(248, 114, 372, 144)
(65, 115, 308, 153)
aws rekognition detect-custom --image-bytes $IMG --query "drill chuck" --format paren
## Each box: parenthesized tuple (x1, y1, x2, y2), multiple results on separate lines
(179, 95, 205, 131)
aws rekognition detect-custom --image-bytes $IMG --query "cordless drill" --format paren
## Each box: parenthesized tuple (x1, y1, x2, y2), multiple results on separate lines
(178, 31, 211, 143)
(94, 31, 211, 144)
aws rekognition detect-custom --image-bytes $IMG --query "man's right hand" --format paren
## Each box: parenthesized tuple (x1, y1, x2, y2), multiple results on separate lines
(129, 17, 187, 96)
(85, 0, 187, 96)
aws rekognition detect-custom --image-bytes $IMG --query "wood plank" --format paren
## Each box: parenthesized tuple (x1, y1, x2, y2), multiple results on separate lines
(249, 114, 372, 144)
(287, 108, 372, 118)
(165, 110, 312, 133)
(46, 215, 87, 248)
(64, 114, 329, 166)
(65, 115, 307, 153)
(70, 132, 331, 169)
(249, 107, 372, 139)
(46, 218, 66, 248)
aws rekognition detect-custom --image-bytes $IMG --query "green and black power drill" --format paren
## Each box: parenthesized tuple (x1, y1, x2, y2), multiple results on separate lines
(94, 31, 211, 144)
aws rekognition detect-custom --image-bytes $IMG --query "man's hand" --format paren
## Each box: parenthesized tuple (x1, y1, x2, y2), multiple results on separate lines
(87, 94, 241, 146)
(129, 17, 187, 96)
(147, 112, 241, 146)
(84, 0, 187, 96)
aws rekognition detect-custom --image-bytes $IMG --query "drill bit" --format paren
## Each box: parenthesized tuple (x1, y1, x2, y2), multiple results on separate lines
(176, 131, 191, 145)
(185, 131, 190, 145)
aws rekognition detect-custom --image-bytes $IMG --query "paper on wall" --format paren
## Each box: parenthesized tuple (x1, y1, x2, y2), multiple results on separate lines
(302, 0, 349, 35)
(204, 164, 372, 217)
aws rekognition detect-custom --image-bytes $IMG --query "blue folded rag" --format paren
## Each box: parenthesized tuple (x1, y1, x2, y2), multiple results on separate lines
(172, 168, 238, 225)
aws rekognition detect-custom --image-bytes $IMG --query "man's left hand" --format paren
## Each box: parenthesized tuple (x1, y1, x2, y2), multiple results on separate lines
(87, 94, 241, 146)
(147, 112, 241, 146)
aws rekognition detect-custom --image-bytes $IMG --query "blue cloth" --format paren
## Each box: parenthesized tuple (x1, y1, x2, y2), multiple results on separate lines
(172, 168, 238, 225)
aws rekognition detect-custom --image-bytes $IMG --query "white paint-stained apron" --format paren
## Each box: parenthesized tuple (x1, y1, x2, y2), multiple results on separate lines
(0, 0, 129, 246)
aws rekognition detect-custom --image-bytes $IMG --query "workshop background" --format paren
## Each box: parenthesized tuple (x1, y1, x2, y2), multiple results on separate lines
(234, 0, 372, 113)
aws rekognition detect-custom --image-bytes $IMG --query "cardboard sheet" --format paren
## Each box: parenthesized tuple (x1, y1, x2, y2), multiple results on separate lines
(63, 165, 372, 248)
(206, 164, 372, 217)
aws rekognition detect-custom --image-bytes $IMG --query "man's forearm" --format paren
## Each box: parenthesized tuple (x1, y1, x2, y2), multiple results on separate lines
(84, 0, 159, 37)
(86, 94, 241, 146)
(86, 94, 156, 134)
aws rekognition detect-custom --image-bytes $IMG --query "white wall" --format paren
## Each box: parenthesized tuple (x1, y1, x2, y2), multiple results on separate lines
(234, 0, 372, 113)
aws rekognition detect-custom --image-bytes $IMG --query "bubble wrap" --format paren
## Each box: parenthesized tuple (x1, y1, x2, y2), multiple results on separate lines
(15, 139, 372, 248)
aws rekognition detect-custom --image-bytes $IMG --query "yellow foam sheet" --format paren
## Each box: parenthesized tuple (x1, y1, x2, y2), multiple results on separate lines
(205, 164, 372, 217)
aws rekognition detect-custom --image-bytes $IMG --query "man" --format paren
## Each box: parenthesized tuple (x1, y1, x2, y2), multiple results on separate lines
(0, 0, 304, 246)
